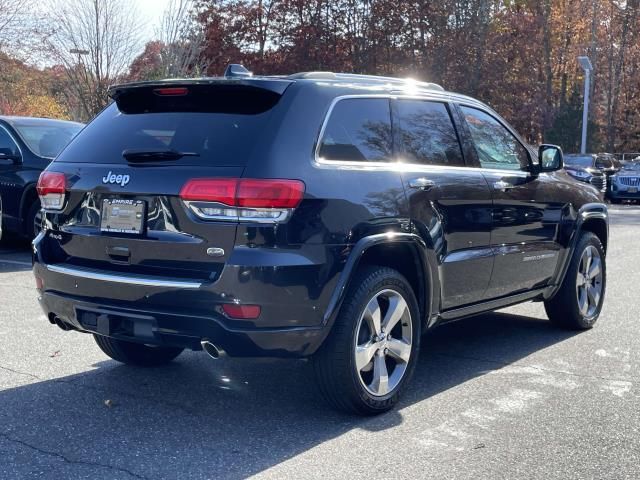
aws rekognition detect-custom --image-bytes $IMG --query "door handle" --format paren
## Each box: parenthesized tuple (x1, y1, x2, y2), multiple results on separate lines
(493, 180, 515, 192)
(408, 178, 436, 191)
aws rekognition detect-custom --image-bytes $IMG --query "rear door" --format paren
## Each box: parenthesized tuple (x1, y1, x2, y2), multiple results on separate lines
(394, 98, 493, 310)
(42, 82, 289, 282)
(457, 105, 563, 298)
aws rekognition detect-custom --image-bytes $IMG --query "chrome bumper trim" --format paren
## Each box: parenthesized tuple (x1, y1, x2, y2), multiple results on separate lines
(45, 264, 203, 289)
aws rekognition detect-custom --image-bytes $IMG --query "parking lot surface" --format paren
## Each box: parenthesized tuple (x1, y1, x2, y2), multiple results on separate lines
(1, 205, 639, 479)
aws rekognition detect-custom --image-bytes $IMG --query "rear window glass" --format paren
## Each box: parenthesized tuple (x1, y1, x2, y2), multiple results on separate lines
(13, 123, 82, 158)
(318, 98, 392, 162)
(56, 102, 276, 166)
(395, 100, 464, 166)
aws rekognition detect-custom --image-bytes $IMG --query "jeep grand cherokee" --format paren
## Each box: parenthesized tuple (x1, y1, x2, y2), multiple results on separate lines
(32, 66, 608, 415)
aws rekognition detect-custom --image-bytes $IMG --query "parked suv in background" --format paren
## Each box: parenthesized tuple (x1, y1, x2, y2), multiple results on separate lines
(610, 160, 640, 203)
(0, 116, 83, 239)
(563, 154, 607, 194)
(33, 67, 608, 415)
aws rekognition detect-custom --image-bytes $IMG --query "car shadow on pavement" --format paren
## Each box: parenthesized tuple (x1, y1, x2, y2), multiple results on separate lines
(0, 311, 577, 479)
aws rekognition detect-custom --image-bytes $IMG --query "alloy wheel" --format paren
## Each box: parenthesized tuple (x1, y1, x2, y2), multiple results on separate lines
(354, 289, 413, 397)
(576, 245, 603, 318)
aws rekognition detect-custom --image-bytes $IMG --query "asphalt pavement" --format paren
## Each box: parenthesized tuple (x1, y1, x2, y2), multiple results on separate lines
(1, 205, 639, 479)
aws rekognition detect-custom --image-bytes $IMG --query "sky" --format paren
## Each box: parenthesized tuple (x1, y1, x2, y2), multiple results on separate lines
(135, 0, 173, 43)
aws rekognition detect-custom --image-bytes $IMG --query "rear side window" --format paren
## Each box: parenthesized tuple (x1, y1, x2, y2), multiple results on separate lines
(56, 88, 281, 166)
(12, 123, 82, 158)
(395, 100, 464, 166)
(318, 98, 392, 162)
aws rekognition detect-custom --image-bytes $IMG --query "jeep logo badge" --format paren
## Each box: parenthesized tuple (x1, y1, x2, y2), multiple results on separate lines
(102, 171, 130, 187)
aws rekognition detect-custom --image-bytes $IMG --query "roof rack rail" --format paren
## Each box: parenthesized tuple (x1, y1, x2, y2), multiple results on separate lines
(287, 71, 444, 91)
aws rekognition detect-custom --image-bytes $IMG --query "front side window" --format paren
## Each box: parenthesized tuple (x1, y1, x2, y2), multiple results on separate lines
(318, 98, 392, 162)
(460, 106, 529, 171)
(395, 100, 464, 167)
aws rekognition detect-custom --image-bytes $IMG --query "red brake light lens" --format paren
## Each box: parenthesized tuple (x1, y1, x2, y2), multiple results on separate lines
(237, 179, 305, 208)
(179, 178, 305, 210)
(154, 87, 189, 96)
(37, 171, 66, 196)
(36, 171, 67, 210)
(179, 179, 237, 205)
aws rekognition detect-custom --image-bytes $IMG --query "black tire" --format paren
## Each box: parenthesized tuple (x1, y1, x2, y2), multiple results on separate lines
(544, 232, 606, 330)
(94, 335, 184, 367)
(313, 266, 421, 415)
(25, 201, 42, 239)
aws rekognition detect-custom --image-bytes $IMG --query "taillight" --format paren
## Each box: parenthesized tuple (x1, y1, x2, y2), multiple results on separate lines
(180, 178, 305, 223)
(36, 171, 67, 210)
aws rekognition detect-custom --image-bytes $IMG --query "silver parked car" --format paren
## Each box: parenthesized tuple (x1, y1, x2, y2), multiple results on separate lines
(610, 158, 640, 203)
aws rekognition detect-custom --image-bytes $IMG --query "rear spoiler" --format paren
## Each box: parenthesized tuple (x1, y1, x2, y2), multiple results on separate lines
(108, 77, 294, 100)
(107, 78, 294, 115)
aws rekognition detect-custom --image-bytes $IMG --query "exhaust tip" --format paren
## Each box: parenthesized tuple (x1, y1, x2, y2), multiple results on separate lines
(53, 316, 73, 331)
(201, 340, 223, 360)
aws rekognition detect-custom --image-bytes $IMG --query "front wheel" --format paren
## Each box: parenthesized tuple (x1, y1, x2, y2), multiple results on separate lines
(545, 232, 606, 330)
(94, 335, 184, 367)
(313, 266, 421, 415)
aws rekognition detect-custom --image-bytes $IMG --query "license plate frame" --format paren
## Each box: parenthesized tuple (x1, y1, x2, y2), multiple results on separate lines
(100, 199, 146, 235)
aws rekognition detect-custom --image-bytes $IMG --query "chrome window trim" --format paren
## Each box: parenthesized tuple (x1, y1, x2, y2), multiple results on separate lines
(312, 94, 547, 180)
(313, 93, 503, 170)
(46, 264, 204, 289)
(0, 123, 23, 161)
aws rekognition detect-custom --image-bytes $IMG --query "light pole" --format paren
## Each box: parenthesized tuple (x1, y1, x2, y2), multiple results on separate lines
(578, 56, 593, 155)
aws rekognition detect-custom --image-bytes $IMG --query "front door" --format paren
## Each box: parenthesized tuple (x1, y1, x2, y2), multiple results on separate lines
(394, 98, 494, 310)
(458, 105, 562, 298)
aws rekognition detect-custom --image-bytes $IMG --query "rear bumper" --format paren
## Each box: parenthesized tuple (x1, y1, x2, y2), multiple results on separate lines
(37, 290, 327, 357)
(32, 233, 343, 358)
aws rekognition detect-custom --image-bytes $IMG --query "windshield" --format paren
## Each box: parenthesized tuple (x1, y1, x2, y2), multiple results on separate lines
(564, 155, 593, 168)
(622, 162, 640, 171)
(13, 122, 83, 159)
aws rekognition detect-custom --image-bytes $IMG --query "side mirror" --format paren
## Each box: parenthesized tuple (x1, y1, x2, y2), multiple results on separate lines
(538, 144, 563, 172)
(0, 148, 21, 163)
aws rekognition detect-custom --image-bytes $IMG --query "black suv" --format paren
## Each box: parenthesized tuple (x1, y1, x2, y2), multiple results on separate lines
(563, 154, 608, 193)
(0, 116, 83, 238)
(33, 69, 608, 415)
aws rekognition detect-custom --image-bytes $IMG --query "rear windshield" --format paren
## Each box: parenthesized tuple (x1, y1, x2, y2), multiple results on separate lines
(13, 122, 82, 158)
(56, 102, 276, 167)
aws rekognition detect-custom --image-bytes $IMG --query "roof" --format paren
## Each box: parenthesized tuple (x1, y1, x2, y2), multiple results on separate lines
(0, 116, 84, 128)
(108, 67, 451, 100)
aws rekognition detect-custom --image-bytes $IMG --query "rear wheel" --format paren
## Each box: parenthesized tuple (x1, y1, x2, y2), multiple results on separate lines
(94, 335, 184, 367)
(545, 232, 606, 330)
(25, 201, 42, 239)
(313, 266, 420, 415)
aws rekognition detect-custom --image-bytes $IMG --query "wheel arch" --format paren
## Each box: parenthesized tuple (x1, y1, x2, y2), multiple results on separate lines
(323, 233, 438, 332)
(20, 182, 39, 234)
(548, 202, 608, 300)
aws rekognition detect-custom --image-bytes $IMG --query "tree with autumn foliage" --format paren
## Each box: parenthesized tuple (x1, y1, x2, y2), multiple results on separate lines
(190, 0, 640, 153)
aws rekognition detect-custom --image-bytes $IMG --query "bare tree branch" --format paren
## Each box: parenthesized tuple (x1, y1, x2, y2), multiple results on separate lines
(156, 0, 209, 78)
(44, 0, 142, 120)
